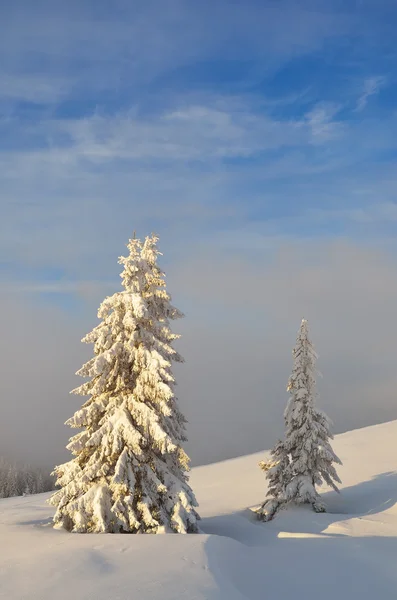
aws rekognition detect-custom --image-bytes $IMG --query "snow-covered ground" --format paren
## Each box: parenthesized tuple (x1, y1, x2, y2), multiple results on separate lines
(1, 420, 397, 599)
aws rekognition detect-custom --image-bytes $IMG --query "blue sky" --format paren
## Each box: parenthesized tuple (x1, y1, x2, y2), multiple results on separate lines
(3, 0, 397, 466)
(2, 0, 397, 302)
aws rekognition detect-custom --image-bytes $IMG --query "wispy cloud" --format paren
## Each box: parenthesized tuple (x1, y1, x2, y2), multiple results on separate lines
(2, 280, 115, 295)
(356, 76, 386, 111)
(306, 202, 397, 226)
(53, 103, 310, 161)
(1, 0, 397, 469)
(0, 1, 396, 290)
(0, 73, 72, 104)
(304, 103, 343, 143)
(0, 1, 365, 105)
(1, 90, 397, 283)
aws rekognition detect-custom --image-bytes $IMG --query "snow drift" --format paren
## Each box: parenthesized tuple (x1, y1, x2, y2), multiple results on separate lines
(1, 420, 397, 599)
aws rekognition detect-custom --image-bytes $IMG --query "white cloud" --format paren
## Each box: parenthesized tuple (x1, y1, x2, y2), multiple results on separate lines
(1, 91, 397, 283)
(304, 103, 343, 143)
(306, 202, 397, 225)
(0, 73, 72, 104)
(56, 104, 309, 162)
(2, 280, 116, 296)
(356, 76, 386, 111)
(0, 1, 353, 103)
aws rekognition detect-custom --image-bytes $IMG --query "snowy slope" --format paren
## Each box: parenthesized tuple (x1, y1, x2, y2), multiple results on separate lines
(1, 420, 397, 599)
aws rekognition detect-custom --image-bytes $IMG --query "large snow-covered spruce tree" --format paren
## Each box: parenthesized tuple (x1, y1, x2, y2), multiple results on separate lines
(50, 234, 200, 533)
(257, 319, 342, 521)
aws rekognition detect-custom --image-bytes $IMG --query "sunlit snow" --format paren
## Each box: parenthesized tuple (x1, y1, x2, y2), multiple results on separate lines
(1, 420, 397, 599)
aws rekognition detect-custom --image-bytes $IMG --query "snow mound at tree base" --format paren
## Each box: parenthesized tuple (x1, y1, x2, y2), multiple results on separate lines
(1, 420, 397, 600)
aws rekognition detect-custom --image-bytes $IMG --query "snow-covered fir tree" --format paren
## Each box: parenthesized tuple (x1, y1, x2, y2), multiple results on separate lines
(5, 465, 19, 498)
(257, 319, 342, 521)
(50, 234, 200, 534)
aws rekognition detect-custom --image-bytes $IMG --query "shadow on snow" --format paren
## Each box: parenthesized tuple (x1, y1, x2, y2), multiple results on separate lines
(202, 471, 397, 600)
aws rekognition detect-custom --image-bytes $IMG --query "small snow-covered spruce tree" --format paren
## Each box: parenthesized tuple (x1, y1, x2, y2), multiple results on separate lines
(50, 234, 200, 533)
(257, 319, 342, 521)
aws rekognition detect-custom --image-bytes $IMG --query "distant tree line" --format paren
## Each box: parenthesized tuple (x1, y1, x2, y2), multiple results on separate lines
(0, 458, 55, 498)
